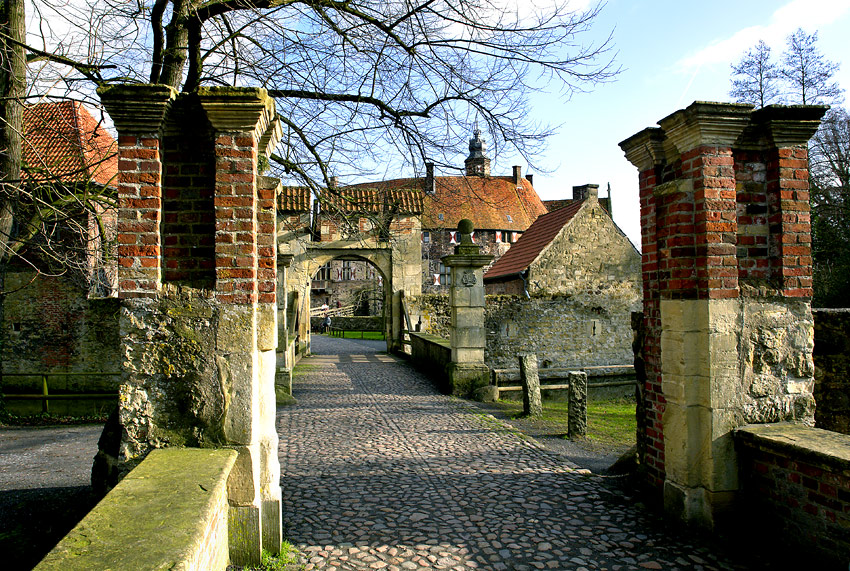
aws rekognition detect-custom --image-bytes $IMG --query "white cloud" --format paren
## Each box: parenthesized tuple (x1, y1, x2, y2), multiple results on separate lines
(675, 0, 850, 72)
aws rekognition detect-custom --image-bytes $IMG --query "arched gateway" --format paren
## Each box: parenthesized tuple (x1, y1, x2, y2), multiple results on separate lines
(277, 184, 423, 363)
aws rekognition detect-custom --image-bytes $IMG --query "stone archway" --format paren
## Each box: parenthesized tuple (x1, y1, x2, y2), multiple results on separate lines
(303, 243, 409, 354)
(305, 250, 393, 336)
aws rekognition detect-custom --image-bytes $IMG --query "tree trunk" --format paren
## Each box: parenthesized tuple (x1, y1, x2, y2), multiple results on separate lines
(0, 0, 26, 405)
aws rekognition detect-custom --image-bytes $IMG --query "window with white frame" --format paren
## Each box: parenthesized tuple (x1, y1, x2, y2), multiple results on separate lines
(439, 262, 451, 286)
(316, 263, 331, 281)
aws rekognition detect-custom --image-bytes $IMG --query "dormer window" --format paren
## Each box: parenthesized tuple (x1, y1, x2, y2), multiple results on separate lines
(438, 213, 444, 221)
(506, 214, 513, 223)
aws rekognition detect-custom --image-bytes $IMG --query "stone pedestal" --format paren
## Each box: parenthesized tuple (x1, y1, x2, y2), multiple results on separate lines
(620, 102, 825, 528)
(442, 220, 493, 398)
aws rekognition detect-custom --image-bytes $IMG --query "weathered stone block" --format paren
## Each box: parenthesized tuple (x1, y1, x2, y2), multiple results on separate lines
(519, 353, 542, 417)
(217, 305, 257, 351)
(256, 303, 277, 351)
(229, 505, 262, 567)
(261, 497, 282, 555)
(218, 352, 259, 445)
(226, 444, 260, 505)
(568, 371, 587, 438)
(447, 363, 490, 399)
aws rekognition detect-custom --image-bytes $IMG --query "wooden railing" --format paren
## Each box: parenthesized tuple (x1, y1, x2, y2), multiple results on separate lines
(310, 304, 356, 317)
(2, 372, 120, 413)
(490, 365, 634, 398)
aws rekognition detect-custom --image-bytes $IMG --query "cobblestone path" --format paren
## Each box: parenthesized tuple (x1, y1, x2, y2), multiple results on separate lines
(279, 336, 745, 571)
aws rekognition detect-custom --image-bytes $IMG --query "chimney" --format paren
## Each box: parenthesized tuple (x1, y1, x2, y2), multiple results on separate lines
(573, 184, 599, 203)
(425, 162, 435, 194)
(526, 173, 533, 186)
(513, 165, 522, 185)
(329, 176, 338, 189)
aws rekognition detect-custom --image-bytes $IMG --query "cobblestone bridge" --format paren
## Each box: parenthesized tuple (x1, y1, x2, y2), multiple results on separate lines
(279, 336, 751, 571)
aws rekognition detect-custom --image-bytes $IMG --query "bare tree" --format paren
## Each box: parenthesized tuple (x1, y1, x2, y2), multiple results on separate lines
(781, 28, 843, 105)
(25, 0, 618, 190)
(810, 107, 850, 307)
(729, 39, 781, 108)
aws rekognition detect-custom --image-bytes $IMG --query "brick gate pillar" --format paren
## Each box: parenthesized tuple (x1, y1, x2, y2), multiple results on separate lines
(442, 219, 493, 398)
(99, 85, 177, 298)
(198, 87, 283, 564)
(620, 102, 825, 527)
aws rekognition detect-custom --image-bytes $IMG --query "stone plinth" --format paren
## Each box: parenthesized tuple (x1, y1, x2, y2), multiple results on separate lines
(442, 220, 493, 398)
(620, 102, 825, 528)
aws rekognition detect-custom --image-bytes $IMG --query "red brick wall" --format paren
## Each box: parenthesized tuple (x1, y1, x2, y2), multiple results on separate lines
(213, 134, 259, 305)
(637, 166, 665, 488)
(116, 134, 162, 299)
(766, 146, 813, 297)
(737, 436, 849, 566)
(162, 100, 216, 287)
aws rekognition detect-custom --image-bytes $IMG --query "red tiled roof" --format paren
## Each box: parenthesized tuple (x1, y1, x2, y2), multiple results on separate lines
(280, 186, 311, 211)
(22, 101, 117, 187)
(322, 186, 423, 214)
(348, 175, 547, 231)
(484, 199, 585, 280)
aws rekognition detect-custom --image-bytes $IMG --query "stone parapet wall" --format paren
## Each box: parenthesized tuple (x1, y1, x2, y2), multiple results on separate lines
(409, 332, 452, 393)
(408, 293, 636, 372)
(813, 309, 850, 434)
(735, 423, 850, 568)
(37, 448, 236, 571)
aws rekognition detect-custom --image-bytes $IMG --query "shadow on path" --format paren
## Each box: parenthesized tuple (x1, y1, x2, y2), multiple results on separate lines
(279, 336, 755, 570)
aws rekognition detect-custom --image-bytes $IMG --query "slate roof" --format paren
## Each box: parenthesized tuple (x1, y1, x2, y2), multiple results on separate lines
(22, 101, 117, 187)
(280, 186, 311, 211)
(484, 199, 584, 280)
(322, 187, 423, 214)
(347, 175, 546, 231)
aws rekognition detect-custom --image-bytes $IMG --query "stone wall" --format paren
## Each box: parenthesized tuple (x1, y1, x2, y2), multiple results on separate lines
(485, 295, 637, 371)
(409, 332, 452, 393)
(813, 309, 850, 434)
(525, 198, 641, 299)
(405, 294, 451, 340)
(1, 271, 120, 397)
(408, 293, 637, 372)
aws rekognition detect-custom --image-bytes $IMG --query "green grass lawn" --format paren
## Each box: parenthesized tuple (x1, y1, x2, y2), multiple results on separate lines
(498, 397, 636, 451)
(328, 330, 385, 340)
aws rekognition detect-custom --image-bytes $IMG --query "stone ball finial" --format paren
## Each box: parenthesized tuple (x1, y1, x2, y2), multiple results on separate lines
(458, 219, 474, 235)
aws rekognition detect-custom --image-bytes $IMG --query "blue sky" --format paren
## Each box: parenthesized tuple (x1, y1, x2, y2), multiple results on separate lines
(501, 0, 850, 248)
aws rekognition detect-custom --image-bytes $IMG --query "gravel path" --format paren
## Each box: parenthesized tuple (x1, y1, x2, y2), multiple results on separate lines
(280, 336, 751, 571)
